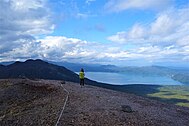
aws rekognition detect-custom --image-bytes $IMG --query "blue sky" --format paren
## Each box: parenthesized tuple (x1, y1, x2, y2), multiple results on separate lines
(0, 0, 189, 67)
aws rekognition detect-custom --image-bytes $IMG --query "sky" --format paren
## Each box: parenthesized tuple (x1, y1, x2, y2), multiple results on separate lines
(0, 0, 189, 67)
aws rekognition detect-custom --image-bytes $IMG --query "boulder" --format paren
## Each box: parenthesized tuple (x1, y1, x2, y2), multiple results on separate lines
(121, 105, 133, 113)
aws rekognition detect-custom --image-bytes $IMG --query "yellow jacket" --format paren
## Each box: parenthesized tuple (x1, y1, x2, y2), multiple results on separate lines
(79, 72, 85, 79)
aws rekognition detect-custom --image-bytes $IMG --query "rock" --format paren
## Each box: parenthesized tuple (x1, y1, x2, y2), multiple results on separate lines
(96, 96, 100, 98)
(0, 115, 5, 121)
(121, 105, 133, 113)
(61, 81, 65, 84)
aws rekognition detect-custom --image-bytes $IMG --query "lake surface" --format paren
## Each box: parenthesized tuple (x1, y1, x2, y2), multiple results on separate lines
(84, 72, 182, 85)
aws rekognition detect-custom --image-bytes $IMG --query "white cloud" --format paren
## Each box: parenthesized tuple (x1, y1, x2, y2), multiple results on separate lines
(177, 35, 189, 46)
(76, 13, 90, 19)
(3, 35, 142, 63)
(108, 7, 189, 63)
(1, 33, 188, 65)
(151, 14, 173, 36)
(108, 7, 189, 45)
(86, 0, 96, 5)
(107, 31, 128, 43)
(10, 0, 44, 11)
(128, 24, 147, 39)
(107, 24, 148, 44)
(36, 36, 174, 64)
(36, 36, 100, 61)
(0, 0, 54, 52)
(104, 0, 172, 12)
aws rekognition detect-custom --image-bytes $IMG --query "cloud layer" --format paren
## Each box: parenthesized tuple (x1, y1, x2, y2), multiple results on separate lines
(0, 0, 188, 66)
(104, 0, 172, 12)
(0, 0, 54, 52)
(107, 7, 189, 63)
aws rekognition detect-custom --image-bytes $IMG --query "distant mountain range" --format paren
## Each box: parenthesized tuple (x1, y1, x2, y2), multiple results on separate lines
(0, 61, 15, 66)
(0, 59, 188, 85)
(49, 61, 188, 74)
(50, 61, 189, 85)
(48, 61, 118, 72)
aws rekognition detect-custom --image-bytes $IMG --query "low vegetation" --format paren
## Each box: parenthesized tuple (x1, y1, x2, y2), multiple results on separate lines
(147, 85, 189, 107)
(114, 84, 189, 107)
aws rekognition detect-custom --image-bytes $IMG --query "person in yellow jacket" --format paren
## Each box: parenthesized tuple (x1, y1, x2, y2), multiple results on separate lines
(79, 68, 85, 87)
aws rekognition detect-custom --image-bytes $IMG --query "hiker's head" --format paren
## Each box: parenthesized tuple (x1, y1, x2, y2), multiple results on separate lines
(81, 68, 84, 72)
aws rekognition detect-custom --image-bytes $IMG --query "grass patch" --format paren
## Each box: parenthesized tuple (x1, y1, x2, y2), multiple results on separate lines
(101, 84, 189, 108)
(147, 85, 189, 107)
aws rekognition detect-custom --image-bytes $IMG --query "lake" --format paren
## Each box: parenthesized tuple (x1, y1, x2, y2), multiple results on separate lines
(84, 72, 182, 85)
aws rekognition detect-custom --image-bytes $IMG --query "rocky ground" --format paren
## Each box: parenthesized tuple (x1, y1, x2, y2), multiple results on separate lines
(0, 79, 189, 126)
(0, 79, 66, 126)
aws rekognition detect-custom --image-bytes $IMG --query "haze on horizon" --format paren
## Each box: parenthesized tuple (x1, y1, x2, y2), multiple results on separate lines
(0, 0, 189, 67)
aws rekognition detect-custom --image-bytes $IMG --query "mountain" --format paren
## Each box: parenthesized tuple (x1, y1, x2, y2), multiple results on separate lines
(172, 73, 189, 85)
(0, 59, 106, 86)
(49, 61, 176, 75)
(0, 64, 5, 68)
(0, 59, 80, 82)
(49, 61, 118, 72)
(121, 66, 176, 76)
(48, 61, 189, 85)
(0, 61, 15, 66)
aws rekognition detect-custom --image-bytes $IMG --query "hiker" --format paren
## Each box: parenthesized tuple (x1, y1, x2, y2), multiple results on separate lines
(79, 68, 85, 87)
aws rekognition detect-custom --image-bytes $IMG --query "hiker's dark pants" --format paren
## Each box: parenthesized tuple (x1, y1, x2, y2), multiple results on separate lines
(80, 79, 84, 86)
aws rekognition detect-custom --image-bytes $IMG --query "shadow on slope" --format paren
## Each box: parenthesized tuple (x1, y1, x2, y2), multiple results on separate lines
(85, 80, 189, 107)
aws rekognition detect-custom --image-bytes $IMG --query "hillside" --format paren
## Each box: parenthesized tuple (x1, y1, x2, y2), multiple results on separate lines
(171, 73, 189, 85)
(0, 79, 189, 126)
(0, 79, 66, 125)
(0, 59, 79, 82)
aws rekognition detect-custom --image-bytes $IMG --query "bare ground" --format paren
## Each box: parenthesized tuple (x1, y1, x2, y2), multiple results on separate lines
(60, 82, 189, 126)
(0, 79, 189, 126)
(0, 79, 66, 126)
